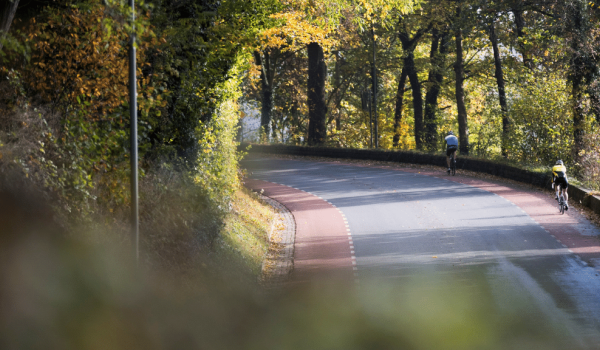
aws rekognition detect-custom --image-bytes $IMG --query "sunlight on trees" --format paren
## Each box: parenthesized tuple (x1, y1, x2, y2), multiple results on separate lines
(241, 0, 600, 188)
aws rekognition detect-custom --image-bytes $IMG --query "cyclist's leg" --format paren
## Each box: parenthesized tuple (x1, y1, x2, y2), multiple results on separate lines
(563, 180, 569, 208)
(559, 186, 563, 201)
(559, 187, 568, 210)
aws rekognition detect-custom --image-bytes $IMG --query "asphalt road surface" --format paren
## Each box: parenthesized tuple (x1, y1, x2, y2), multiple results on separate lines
(243, 156, 600, 347)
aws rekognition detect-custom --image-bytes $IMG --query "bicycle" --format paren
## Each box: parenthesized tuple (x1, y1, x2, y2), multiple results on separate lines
(556, 185, 566, 215)
(450, 153, 456, 176)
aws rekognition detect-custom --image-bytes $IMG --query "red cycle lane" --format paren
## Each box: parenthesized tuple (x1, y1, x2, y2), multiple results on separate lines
(244, 179, 355, 284)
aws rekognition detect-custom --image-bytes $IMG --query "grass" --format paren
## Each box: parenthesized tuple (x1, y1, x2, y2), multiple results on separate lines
(216, 186, 275, 277)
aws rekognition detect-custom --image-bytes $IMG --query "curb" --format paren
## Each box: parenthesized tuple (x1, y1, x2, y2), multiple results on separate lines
(258, 194, 295, 287)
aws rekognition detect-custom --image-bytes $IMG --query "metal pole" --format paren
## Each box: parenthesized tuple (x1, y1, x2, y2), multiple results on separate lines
(371, 25, 378, 148)
(129, 0, 139, 261)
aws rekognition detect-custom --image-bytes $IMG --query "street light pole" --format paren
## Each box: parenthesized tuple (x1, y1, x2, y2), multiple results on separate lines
(129, 0, 139, 261)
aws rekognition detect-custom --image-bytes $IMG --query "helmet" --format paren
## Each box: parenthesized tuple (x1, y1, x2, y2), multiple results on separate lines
(556, 160, 564, 165)
(448, 130, 454, 136)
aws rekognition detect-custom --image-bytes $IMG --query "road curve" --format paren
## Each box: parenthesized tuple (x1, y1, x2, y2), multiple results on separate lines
(242, 156, 600, 347)
(245, 178, 354, 284)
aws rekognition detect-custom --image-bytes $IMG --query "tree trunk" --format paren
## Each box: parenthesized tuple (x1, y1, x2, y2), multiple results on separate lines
(573, 78, 585, 156)
(423, 32, 440, 151)
(512, 8, 532, 69)
(489, 21, 510, 157)
(566, 1, 588, 163)
(423, 30, 448, 152)
(590, 87, 600, 124)
(371, 27, 378, 148)
(332, 52, 343, 131)
(571, 47, 586, 163)
(290, 100, 301, 143)
(0, 0, 20, 51)
(254, 51, 273, 141)
(455, 5, 469, 155)
(393, 66, 408, 148)
(398, 22, 430, 150)
(307, 42, 327, 145)
(405, 51, 424, 150)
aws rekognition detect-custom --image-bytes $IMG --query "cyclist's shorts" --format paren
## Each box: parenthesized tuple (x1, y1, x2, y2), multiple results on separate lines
(555, 176, 569, 190)
(446, 146, 457, 157)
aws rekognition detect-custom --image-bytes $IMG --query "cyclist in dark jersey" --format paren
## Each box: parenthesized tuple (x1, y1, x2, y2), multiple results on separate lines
(445, 131, 458, 174)
(552, 160, 569, 210)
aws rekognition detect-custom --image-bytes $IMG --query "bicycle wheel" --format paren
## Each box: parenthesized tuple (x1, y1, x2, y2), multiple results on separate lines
(559, 196, 565, 214)
(451, 157, 456, 176)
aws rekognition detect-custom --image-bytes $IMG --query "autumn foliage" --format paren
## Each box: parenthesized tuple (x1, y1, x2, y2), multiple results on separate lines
(25, 1, 167, 121)
(0, 0, 254, 249)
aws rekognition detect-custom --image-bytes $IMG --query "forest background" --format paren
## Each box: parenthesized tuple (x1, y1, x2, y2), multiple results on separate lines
(1, 0, 600, 273)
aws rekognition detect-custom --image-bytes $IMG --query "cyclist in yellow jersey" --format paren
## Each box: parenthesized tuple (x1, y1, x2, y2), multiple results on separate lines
(552, 160, 569, 210)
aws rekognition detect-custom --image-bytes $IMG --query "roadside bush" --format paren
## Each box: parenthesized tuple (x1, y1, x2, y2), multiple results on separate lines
(0, 100, 242, 273)
(193, 54, 249, 213)
(138, 164, 223, 272)
(0, 4, 245, 275)
(578, 128, 600, 191)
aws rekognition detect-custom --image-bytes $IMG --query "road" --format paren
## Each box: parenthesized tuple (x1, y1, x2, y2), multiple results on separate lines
(243, 156, 600, 347)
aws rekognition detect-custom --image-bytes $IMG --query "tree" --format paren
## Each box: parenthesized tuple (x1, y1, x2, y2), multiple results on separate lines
(510, 3, 533, 69)
(271, 51, 308, 143)
(253, 50, 276, 140)
(476, 1, 512, 157)
(488, 20, 510, 157)
(254, 8, 334, 144)
(393, 66, 408, 147)
(328, 50, 356, 134)
(253, 0, 417, 145)
(454, 1, 469, 155)
(307, 42, 328, 145)
(423, 28, 449, 151)
(397, 16, 432, 150)
(562, 0, 596, 163)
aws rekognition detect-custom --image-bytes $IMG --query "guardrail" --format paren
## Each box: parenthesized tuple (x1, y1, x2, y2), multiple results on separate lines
(241, 143, 600, 216)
